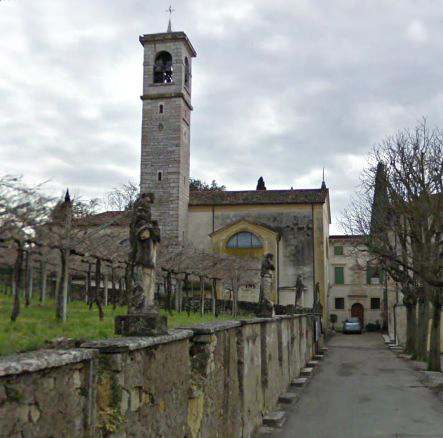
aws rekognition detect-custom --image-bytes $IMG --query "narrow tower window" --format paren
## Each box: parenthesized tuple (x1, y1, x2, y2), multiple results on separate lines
(157, 171, 163, 182)
(153, 51, 173, 84)
(184, 57, 190, 88)
(159, 104, 164, 114)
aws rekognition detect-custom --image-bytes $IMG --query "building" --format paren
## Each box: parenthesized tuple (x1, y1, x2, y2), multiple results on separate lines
(138, 27, 331, 317)
(328, 235, 385, 330)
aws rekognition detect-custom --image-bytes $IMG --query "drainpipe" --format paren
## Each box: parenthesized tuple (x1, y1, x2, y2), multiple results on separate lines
(277, 236, 280, 305)
(394, 283, 398, 343)
(311, 205, 316, 307)
(393, 233, 398, 343)
(212, 206, 215, 233)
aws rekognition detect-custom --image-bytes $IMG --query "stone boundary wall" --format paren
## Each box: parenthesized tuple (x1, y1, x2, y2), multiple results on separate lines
(0, 314, 321, 438)
(393, 304, 443, 352)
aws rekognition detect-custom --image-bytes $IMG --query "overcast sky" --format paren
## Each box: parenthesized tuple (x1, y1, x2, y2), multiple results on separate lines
(1, 0, 443, 232)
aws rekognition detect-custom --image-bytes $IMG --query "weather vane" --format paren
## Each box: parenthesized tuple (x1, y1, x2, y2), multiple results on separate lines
(166, 5, 175, 32)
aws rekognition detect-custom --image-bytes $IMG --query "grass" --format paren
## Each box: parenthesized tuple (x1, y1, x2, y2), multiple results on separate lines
(0, 295, 250, 356)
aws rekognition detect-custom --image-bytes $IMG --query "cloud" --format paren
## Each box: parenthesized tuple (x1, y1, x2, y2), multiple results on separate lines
(1, 0, 443, 233)
(406, 20, 428, 44)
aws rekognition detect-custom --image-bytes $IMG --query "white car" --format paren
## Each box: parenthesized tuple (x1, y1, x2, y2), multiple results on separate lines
(343, 317, 362, 334)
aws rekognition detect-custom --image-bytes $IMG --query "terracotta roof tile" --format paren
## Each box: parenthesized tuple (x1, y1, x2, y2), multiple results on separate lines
(189, 189, 328, 206)
(74, 211, 130, 227)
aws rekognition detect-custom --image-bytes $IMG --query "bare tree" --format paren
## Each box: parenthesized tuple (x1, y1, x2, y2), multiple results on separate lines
(344, 120, 443, 371)
(104, 181, 139, 211)
(0, 175, 54, 321)
(218, 255, 259, 317)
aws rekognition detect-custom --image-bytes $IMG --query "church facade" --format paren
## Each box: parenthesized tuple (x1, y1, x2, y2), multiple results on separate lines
(138, 29, 331, 318)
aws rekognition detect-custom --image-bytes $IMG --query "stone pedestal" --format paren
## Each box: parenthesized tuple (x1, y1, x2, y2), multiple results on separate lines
(115, 313, 168, 336)
(286, 304, 296, 315)
(256, 301, 274, 318)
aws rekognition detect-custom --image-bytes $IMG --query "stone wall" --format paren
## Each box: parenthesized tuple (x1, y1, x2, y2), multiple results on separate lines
(394, 304, 443, 353)
(0, 349, 97, 438)
(0, 314, 320, 438)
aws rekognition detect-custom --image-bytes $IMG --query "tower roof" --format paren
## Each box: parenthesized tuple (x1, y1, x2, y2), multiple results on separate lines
(139, 31, 197, 57)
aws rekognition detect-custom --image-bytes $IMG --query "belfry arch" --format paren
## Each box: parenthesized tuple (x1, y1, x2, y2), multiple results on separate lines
(153, 51, 173, 84)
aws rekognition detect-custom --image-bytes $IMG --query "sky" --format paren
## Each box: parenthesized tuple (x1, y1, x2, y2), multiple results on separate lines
(1, 0, 443, 233)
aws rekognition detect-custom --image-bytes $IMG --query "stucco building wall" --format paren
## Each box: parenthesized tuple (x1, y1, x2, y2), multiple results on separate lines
(188, 202, 330, 308)
(328, 236, 385, 330)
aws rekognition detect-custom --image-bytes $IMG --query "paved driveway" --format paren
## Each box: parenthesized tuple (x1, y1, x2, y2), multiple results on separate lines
(277, 333, 443, 438)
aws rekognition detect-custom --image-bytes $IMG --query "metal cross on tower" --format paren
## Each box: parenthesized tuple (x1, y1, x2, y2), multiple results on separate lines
(166, 5, 175, 32)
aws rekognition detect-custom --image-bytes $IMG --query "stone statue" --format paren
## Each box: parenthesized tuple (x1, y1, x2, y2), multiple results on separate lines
(295, 274, 305, 307)
(256, 176, 267, 191)
(115, 192, 167, 336)
(313, 281, 323, 313)
(257, 253, 275, 317)
(128, 193, 161, 314)
(314, 282, 320, 306)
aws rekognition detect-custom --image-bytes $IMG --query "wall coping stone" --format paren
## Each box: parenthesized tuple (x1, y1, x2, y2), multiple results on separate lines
(240, 317, 274, 325)
(80, 330, 193, 353)
(179, 320, 241, 334)
(240, 315, 304, 326)
(0, 349, 97, 377)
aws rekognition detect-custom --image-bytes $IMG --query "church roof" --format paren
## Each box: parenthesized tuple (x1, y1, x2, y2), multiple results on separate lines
(189, 189, 328, 206)
(74, 211, 130, 227)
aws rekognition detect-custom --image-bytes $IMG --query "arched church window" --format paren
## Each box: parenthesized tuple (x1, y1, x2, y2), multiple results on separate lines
(184, 57, 190, 88)
(153, 51, 173, 84)
(226, 232, 262, 249)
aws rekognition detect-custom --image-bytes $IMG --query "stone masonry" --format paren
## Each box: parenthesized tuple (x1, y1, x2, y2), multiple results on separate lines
(139, 32, 196, 242)
(0, 314, 319, 438)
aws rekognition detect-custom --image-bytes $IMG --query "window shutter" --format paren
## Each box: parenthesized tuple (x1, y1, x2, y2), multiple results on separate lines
(335, 267, 344, 284)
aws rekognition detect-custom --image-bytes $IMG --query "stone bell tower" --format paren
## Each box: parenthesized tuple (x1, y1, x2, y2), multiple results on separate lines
(139, 28, 196, 242)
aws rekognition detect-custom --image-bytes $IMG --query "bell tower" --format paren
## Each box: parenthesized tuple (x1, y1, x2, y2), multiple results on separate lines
(139, 28, 196, 242)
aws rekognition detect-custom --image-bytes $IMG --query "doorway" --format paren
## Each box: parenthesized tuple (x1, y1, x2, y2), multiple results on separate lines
(351, 303, 364, 327)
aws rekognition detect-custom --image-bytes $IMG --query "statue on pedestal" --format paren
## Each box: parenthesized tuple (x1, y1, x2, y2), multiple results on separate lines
(257, 253, 275, 317)
(128, 193, 160, 314)
(313, 281, 323, 313)
(115, 193, 167, 336)
(295, 274, 305, 308)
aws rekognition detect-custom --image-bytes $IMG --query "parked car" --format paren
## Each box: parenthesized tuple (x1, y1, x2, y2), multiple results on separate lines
(343, 317, 362, 334)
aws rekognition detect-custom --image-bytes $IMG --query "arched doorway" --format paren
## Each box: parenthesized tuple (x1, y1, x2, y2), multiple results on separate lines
(351, 303, 364, 327)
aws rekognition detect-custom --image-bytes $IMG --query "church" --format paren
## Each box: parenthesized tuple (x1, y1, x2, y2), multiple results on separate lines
(138, 28, 331, 318)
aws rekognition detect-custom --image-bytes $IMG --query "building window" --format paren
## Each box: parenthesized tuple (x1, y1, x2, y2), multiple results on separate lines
(153, 51, 173, 84)
(157, 171, 163, 182)
(371, 298, 380, 309)
(334, 245, 344, 256)
(335, 298, 345, 309)
(184, 57, 190, 88)
(367, 264, 385, 285)
(334, 267, 345, 284)
(226, 232, 262, 249)
(159, 104, 164, 114)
